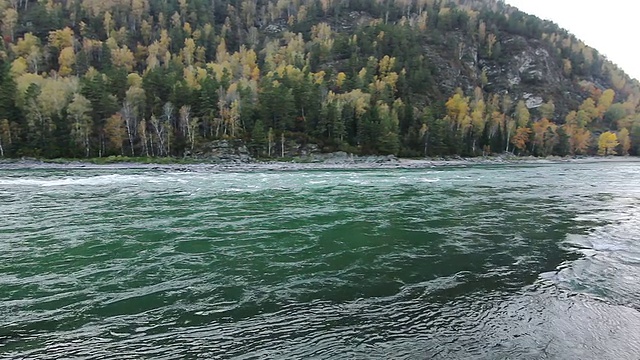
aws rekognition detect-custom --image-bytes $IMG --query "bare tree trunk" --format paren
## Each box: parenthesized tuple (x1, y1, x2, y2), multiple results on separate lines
(505, 129, 511, 153)
(280, 132, 285, 158)
(423, 133, 429, 156)
(122, 102, 136, 156)
(85, 132, 90, 158)
(163, 102, 174, 157)
(142, 134, 149, 156)
(167, 130, 171, 156)
(0, 138, 4, 157)
(149, 135, 156, 156)
(268, 128, 273, 157)
(125, 118, 135, 156)
(151, 117, 165, 157)
(101, 133, 105, 157)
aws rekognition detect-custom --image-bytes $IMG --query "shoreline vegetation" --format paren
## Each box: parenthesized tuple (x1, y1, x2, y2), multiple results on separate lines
(0, 1, 638, 162)
(1, 154, 637, 171)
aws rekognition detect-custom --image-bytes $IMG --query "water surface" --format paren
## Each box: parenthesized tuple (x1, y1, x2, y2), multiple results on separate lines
(1, 162, 640, 359)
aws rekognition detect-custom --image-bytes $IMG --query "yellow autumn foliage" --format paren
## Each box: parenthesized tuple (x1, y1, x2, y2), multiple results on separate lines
(598, 131, 618, 156)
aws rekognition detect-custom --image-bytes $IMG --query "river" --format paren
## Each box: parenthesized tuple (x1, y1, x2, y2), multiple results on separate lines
(1, 162, 640, 359)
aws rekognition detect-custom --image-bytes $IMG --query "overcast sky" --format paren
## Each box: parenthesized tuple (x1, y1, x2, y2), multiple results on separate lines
(504, 0, 640, 81)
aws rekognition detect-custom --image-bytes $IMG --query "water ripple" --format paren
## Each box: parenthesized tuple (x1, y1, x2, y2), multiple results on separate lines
(1, 163, 640, 359)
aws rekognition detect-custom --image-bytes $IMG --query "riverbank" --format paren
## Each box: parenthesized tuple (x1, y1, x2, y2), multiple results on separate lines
(1, 154, 638, 171)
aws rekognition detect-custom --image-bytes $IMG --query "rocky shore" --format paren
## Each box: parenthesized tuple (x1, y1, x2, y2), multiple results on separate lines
(1, 153, 636, 172)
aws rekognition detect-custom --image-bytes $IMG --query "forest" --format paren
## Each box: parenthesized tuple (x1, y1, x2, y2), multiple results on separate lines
(0, 0, 639, 159)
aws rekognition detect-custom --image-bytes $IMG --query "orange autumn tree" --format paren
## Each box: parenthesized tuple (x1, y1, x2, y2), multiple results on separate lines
(531, 118, 551, 155)
(511, 127, 531, 154)
(569, 127, 592, 155)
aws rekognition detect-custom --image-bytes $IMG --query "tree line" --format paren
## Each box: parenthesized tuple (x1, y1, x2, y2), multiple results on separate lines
(0, 0, 638, 158)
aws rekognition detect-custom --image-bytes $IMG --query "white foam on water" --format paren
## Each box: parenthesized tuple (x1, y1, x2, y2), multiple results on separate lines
(308, 180, 328, 184)
(0, 174, 157, 187)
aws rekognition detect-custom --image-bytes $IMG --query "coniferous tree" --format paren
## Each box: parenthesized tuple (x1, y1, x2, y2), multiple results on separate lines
(0, 0, 636, 159)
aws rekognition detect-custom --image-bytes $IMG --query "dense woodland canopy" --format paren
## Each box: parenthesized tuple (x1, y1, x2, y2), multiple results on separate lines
(0, 0, 639, 159)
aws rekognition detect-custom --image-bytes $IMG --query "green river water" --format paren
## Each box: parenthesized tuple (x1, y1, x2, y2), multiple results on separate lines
(1, 162, 640, 359)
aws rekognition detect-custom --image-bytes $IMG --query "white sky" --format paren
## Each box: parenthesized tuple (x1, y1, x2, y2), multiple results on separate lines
(504, 0, 640, 81)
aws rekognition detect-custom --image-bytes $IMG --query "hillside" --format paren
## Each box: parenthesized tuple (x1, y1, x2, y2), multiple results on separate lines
(0, 0, 639, 159)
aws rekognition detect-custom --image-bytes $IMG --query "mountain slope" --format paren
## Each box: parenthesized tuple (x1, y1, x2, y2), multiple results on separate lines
(0, 0, 638, 158)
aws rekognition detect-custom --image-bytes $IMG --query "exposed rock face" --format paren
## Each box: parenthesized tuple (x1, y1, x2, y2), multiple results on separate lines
(481, 36, 571, 111)
(425, 32, 584, 117)
(192, 140, 253, 163)
(274, 15, 617, 132)
(305, 152, 399, 164)
(524, 93, 544, 109)
(192, 141, 325, 162)
(283, 143, 321, 158)
(263, 19, 288, 34)
(191, 140, 402, 164)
